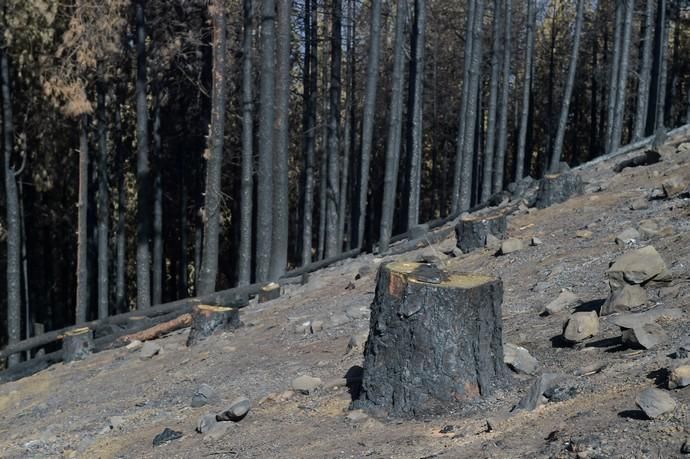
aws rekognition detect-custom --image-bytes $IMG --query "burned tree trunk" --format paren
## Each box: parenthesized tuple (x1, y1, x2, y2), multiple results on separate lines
(356, 262, 505, 417)
(455, 211, 507, 253)
(63, 327, 94, 363)
(186, 304, 241, 346)
(534, 172, 584, 208)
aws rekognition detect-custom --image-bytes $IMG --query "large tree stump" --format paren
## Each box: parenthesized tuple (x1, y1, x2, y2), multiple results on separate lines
(455, 211, 507, 253)
(355, 262, 505, 417)
(535, 172, 584, 208)
(186, 305, 241, 346)
(62, 327, 94, 362)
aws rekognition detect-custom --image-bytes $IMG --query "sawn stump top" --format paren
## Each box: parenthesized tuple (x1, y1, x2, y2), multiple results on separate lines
(385, 262, 495, 289)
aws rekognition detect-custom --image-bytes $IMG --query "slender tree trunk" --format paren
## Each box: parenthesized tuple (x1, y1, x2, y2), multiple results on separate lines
(550, 0, 584, 172)
(325, 0, 342, 258)
(198, 0, 228, 295)
(606, 1, 623, 153)
(589, 30, 599, 159)
(338, 2, 354, 249)
(76, 115, 89, 323)
(177, 150, 188, 297)
(269, 0, 290, 280)
(1, 46, 20, 366)
(356, 0, 381, 249)
(655, 0, 668, 133)
(238, 0, 254, 285)
(256, 0, 276, 281)
(451, 0, 476, 213)
(379, 0, 406, 252)
(317, 66, 328, 260)
(634, 0, 655, 141)
(493, 0, 511, 194)
(301, 0, 317, 265)
(459, 0, 486, 210)
(481, 0, 502, 202)
(96, 76, 109, 319)
(135, 0, 151, 309)
(610, 0, 633, 153)
(114, 96, 126, 313)
(515, 0, 535, 180)
(406, 0, 426, 228)
(152, 87, 163, 303)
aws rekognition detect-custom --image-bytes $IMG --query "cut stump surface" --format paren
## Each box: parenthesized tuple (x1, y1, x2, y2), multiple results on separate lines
(186, 305, 241, 346)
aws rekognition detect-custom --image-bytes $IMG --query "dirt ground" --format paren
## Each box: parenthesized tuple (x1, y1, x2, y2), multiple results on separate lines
(2, 136, 690, 459)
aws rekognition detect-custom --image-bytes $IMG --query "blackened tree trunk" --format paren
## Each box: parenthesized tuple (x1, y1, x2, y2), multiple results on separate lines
(238, 0, 254, 285)
(256, 0, 276, 282)
(406, 0, 426, 228)
(1, 46, 20, 366)
(338, 1, 355, 249)
(451, 0, 476, 213)
(493, 0, 511, 194)
(653, 0, 668, 133)
(301, 0, 317, 265)
(114, 95, 126, 313)
(481, 0, 502, 202)
(76, 115, 89, 323)
(198, 0, 228, 295)
(516, 0, 535, 181)
(379, 0, 406, 253)
(610, 0, 634, 153)
(269, 0, 290, 280)
(96, 76, 109, 318)
(152, 87, 163, 304)
(634, 0, 655, 141)
(325, 0, 342, 258)
(606, 1, 623, 153)
(356, 0, 382, 249)
(135, 0, 151, 309)
(550, 0, 584, 172)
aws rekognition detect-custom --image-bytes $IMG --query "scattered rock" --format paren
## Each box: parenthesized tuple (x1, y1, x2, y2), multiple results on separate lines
(615, 227, 641, 245)
(345, 410, 369, 423)
(678, 142, 690, 153)
(630, 198, 650, 210)
(291, 375, 323, 395)
(544, 385, 578, 403)
(203, 422, 231, 442)
(294, 321, 311, 334)
(217, 396, 250, 422)
(621, 323, 667, 350)
(638, 219, 674, 239)
(152, 428, 183, 447)
(661, 176, 687, 198)
(504, 343, 539, 375)
(563, 311, 599, 343)
(346, 332, 368, 354)
(668, 366, 690, 389)
(543, 290, 581, 315)
(485, 233, 502, 251)
(108, 416, 125, 430)
(575, 229, 593, 239)
(671, 347, 689, 360)
(358, 265, 372, 277)
(310, 321, 324, 333)
(649, 187, 666, 200)
(682, 439, 690, 455)
(345, 305, 370, 321)
(125, 340, 143, 352)
(196, 414, 218, 434)
(191, 384, 219, 408)
(500, 239, 524, 255)
(514, 373, 566, 411)
(328, 314, 351, 328)
(139, 342, 161, 360)
(606, 246, 669, 288)
(530, 237, 543, 246)
(601, 284, 648, 315)
(635, 388, 676, 419)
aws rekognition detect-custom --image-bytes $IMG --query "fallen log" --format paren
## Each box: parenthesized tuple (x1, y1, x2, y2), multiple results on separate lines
(612, 150, 661, 173)
(115, 313, 192, 345)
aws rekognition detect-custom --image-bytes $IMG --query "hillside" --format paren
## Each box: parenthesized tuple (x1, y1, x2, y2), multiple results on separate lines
(2, 132, 690, 458)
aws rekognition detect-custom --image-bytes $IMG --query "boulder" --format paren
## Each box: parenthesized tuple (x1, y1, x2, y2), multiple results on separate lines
(615, 228, 641, 245)
(638, 219, 674, 240)
(485, 233, 502, 251)
(216, 396, 250, 422)
(196, 414, 218, 434)
(543, 290, 581, 315)
(191, 384, 219, 408)
(575, 229, 593, 239)
(635, 388, 676, 419)
(668, 366, 690, 390)
(514, 373, 566, 411)
(139, 342, 161, 360)
(621, 323, 667, 350)
(606, 246, 668, 288)
(291, 375, 323, 395)
(661, 176, 687, 198)
(504, 343, 539, 375)
(500, 239, 524, 255)
(562, 311, 599, 343)
(601, 284, 647, 315)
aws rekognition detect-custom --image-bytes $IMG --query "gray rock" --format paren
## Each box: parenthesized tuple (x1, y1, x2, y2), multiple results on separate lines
(504, 343, 539, 375)
(668, 366, 690, 389)
(139, 342, 161, 360)
(639, 219, 674, 240)
(358, 265, 373, 277)
(485, 233, 502, 251)
(621, 323, 667, 350)
(575, 229, 593, 239)
(310, 320, 324, 333)
(606, 246, 668, 289)
(530, 237, 543, 246)
(635, 388, 676, 419)
(662, 176, 687, 198)
(217, 396, 250, 422)
(291, 375, 323, 395)
(294, 321, 311, 334)
(630, 198, 649, 210)
(152, 428, 183, 447)
(191, 384, 218, 408)
(650, 188, 666, 200)
(601, 284, 648, 315)
(514, 373, 566, 411)
(328, 314, 351, 328)
(196, 414, 218, 434)
(126, 340, 143, 352)
(682, 439, 690, 455)
(615, 228, 641, 245)
(500, 239, 524, 255)
(345, 305, 370, 320)
(346, 332, 368, 354)
(345, 410, 369, 423)
(563, 311, 599, 343)
(543, 290, 581, 315)
(203, 422, 231, 442)
(108, 416, 125, 430)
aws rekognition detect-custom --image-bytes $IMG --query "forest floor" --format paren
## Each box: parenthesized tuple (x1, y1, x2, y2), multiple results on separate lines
(3, 135, 690, 458)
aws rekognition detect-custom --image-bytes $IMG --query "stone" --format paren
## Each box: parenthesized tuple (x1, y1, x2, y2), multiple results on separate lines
(328, 314, 350, 328)
(345, 305, 370, 320)
(575, 229, 592, 239)
(601, 284, 648, 315)
(139, 342, 161, 360)
(621, 323, 667, 350)
(125, 340, 143, 352)
(682, 439, 690, 455)
(485, 233, 502, 251)
(606, 246, 668, 288)
(668, 366, 690, 389)
(661, 176, 687, 198)
(203, 422, 231, 442)
(504, 343, 539, 375)
(294, 321, 311, 334)
(535, 173, 583, 208)
(514, 373, 566, 411)
(530, 237, 543, 246)
(635, 388, 676, 419)
(191, 384, 218, 408)
(500, 239, 524, 255)
(615, 228, 641, 245)
(152, 428, 183, 447)
(543, 290, 581, 315)
(650, 188, 666, 199)
(678, 142, 690, 153)
(630, 198, 649, 210)
(543, 385, 578, 403)
(196, 414, 218, 434)
(291, 375, 322, 395)
(345, 410, 369, 423)
(639, 219, 674, 239)
(108, 416, 125, 430)
(562, 311, 599, 343)
(346, 332, 368, 354)
(358, 265, 372, 277)
(310, 321, 324, 333)
(217, 396, 250, 422)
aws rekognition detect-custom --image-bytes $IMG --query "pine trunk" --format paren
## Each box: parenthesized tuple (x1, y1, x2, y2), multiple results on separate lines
(114, 96, 126, 314)
(325, 0, 342, 258)
(493, 0, 511, 194)
(516, 0, 535, 181)
(633, 0, 655, 141)
(610, 0, 633, 153)
(301, 0, 317, 265)
(481, 0, 502, 202)
(152, 87, 163, 304)
(606, 1, 624, 153)
(76, 115, 89, 324)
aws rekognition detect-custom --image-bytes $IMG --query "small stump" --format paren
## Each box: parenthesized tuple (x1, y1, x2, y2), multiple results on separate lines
(258, 282, 281, 303)
(355, 262, 505, 417)
(186, 304, 241, 346)
(455, 211, 507, 253)
(535, 173, 583, 209)
(63, 327, 94, 362)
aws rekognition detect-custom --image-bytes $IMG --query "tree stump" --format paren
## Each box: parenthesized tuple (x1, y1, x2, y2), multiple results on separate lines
(455, 211, 507, 253)
(258, 282, 281, 303)
(355, 262, 505, 417)
(535, 172, 584, 208)
(63, 327, 94, 362)
(186, 305, 241, 346)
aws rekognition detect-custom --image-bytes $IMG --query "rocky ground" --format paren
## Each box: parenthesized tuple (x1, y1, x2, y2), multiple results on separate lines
(2, 135, 690, 459)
